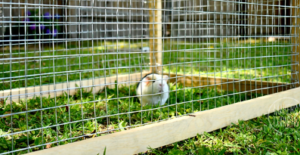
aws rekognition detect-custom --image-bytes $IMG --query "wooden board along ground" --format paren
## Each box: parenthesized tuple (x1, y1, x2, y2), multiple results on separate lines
(26, 87, 300, 155)
(0, 72, 292, 103)
(0, 72, 149, 104)
(166, 73, 292, 95)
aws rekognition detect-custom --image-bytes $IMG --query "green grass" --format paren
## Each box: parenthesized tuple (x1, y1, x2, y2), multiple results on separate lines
(0, 82, 262, 154)
(0, 41, 149, 90)
(0, 40, 295, 154)
(143, 106, 300, 155)
(162, 40, 292, 83)
(0, 40, 293, 91)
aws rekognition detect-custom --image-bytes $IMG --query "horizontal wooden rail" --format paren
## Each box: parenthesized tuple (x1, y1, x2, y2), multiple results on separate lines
(166, 73, 292, 95)
(1, 72, 149, 103)
(1, 72, 291, 103)
(26, 87, 300, 155)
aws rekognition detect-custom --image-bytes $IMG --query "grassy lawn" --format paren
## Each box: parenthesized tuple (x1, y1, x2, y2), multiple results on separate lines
(143, 106, 300, 155)
(163, 40, 292, 83)
(1, 40, 293, 91)
(1, 41, 149, 90)
(0, 82, 263, 154)
(0, 39, 295, 154)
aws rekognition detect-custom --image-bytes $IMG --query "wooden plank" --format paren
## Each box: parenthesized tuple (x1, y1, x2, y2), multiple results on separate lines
(292, 0, 300, 87)
(26, 87, 300, 155)
(1, 72, 149, 103)
(149, 0, 163, 74)
(165, 73, 291, 95)
(1, 72, 291, 103)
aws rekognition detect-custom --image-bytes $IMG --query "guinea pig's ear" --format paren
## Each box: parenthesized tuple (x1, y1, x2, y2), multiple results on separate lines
(163, 75, 169, 82)
(144, 77, 151, 86)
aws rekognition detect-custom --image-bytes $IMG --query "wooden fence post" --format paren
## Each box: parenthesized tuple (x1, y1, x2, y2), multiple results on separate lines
(148, 0, 163, 74)
(292, 0, 300, 87)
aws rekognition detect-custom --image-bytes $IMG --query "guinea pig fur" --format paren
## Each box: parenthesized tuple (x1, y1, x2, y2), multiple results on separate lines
(136, 73, 169, 106)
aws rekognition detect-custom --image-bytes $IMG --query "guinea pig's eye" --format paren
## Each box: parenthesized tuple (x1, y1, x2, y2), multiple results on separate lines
(152, 80, 155, 83)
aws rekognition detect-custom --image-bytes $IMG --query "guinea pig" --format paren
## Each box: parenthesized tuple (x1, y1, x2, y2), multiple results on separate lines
(136, 73, 169, 106)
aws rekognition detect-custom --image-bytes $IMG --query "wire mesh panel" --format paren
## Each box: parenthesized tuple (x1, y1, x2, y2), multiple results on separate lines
(0, 0, 299, 154)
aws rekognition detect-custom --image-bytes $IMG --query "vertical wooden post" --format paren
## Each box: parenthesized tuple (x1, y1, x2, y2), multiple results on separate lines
(292, 0, 300, 87)
(149, 0, 163, 74)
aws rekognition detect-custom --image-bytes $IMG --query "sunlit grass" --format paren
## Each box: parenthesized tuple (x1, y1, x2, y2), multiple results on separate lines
(0, 40, 294, 154)
(0, 82, 262, 154)
(144, 106, 300, 154)
(1, 40, 292, 90)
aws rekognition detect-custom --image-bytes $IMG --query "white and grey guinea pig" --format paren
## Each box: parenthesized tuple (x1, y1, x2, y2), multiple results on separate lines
(136, 73, 169, 106)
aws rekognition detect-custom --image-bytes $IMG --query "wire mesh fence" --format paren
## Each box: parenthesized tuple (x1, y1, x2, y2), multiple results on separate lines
(0, 0, 299, 154)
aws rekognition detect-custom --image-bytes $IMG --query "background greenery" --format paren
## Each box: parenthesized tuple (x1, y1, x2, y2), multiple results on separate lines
(1, 40, 292, 91)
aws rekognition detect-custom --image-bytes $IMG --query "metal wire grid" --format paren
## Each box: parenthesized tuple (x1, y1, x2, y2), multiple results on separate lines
(0, 0, 299, 154)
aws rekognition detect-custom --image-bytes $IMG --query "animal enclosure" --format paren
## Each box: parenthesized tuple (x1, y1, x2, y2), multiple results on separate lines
(0, 0, 299, 154)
